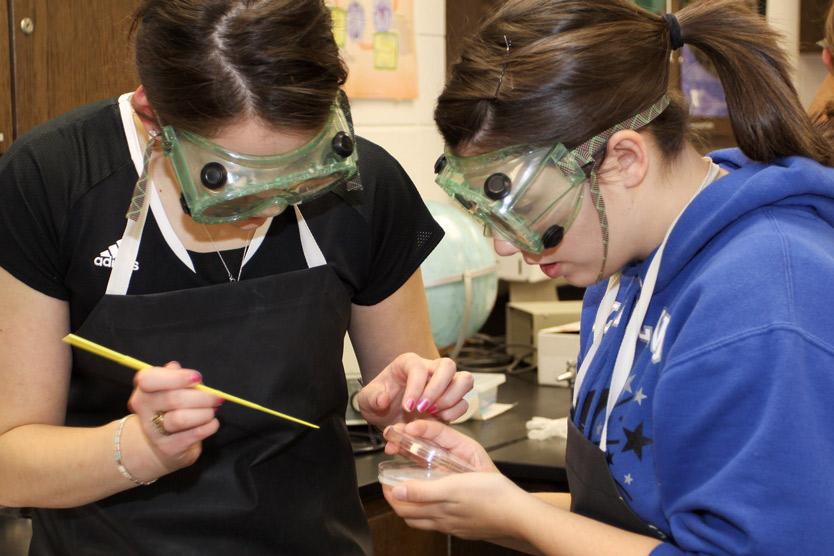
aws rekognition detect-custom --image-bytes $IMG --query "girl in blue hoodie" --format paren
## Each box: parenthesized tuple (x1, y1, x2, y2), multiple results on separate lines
(383, 1, 834, 554)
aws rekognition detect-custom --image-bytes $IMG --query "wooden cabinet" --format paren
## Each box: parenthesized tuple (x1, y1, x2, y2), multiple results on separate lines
(0, 2, 13, 152)
(0, 0, 141, 154)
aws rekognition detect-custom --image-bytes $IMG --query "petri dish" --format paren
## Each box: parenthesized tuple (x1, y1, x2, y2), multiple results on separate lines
(378, 426, 475, 487)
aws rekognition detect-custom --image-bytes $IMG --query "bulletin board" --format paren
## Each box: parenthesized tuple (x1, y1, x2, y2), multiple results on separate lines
(328, 0, 419, 100)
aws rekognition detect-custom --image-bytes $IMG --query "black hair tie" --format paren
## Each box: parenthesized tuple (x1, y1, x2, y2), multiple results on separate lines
(663, 13, 684, 51)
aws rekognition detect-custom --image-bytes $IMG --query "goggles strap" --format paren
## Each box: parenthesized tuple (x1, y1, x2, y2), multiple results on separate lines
(557, 95, 670, 281)
(588, 158, 609, 283)
(126, 129, 160, 222)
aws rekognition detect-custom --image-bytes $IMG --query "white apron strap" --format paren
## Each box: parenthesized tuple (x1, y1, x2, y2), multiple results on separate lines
(572, 275, 622, 408)
(107, 94, 152, 296)
(294, 206, 327, 268)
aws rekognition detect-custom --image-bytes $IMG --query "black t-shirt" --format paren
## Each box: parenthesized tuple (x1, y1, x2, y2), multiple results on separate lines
(0, 99, 443, 331)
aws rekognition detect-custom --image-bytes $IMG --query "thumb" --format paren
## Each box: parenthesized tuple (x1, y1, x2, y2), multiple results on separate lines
(358, 382, 391, 413)
(392, 480, 442, 504)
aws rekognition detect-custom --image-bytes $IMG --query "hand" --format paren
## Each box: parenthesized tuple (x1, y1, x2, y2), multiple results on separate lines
(356, 353, 473, 427)
(382, 421, 522, 541)
(383, 470, 529, 541)
(125, 362, 222, 480)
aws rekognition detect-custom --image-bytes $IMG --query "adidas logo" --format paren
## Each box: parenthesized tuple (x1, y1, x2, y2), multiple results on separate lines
(93, 240, 139, 271)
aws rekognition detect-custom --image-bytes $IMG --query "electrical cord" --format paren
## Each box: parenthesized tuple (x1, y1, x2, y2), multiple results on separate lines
(443, 333, 537, 376)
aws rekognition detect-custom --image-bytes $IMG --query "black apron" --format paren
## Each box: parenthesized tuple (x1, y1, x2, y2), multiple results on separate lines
(29, 95, 371, 556)
(566, 420, 667, 541)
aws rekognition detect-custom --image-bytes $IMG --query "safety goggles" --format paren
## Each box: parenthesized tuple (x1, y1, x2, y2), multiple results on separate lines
(161, 103, 358, 224)
(434, 95, 670, 254)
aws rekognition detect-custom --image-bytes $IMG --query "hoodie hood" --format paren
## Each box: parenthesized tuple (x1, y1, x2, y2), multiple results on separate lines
(654, 148, 834, 291)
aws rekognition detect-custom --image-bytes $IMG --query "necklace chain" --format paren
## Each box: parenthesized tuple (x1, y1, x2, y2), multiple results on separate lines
(201, 224, 255, 283)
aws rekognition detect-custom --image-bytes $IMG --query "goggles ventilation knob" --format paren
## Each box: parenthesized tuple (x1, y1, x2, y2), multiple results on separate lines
(484, 173, 512, 200)
(434, 155, 447, 174)
(331, 132, 355, 158)
(179, 193, 192, 216)
(200, 162, 228, 190)
(542, 225, 565, 249)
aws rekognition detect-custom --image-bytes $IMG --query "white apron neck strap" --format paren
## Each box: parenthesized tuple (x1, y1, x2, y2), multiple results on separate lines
(572, 275, 622, 408)
(106, 94, 152, 296)
(294, 205, 327, 268)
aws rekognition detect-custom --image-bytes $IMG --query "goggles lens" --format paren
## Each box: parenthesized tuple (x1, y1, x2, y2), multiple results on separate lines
(163, 103, 358, 224)
(436, 143, 587, 254)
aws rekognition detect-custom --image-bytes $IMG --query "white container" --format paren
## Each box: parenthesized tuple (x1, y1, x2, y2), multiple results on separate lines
(451, 372, 507, 423)
(537, 322, 581, 386)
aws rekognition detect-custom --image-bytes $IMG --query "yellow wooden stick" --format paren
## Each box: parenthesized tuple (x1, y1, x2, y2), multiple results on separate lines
(63, 333, 319, 430)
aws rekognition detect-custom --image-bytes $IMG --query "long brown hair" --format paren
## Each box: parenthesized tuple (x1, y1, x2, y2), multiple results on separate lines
(437, 0, 833, 166)
(131, 0, 347, 135)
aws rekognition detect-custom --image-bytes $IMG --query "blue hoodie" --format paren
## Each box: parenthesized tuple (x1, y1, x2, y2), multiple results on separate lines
(574, 149, 834, 555)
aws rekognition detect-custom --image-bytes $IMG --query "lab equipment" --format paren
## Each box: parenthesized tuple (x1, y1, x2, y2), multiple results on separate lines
(378, 426, 475, 487)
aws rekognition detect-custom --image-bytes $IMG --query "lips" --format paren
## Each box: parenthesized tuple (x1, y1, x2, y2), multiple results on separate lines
(539, 262, 563, 278)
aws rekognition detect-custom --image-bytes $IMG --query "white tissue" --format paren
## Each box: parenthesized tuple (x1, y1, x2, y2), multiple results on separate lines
(525, 416, 568, 440)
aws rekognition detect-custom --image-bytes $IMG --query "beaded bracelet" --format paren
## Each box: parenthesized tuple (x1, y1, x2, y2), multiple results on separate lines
(114, 415, 157, 486)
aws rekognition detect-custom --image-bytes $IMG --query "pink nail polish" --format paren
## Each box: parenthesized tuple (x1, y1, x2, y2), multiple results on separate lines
(429, 404, 439, 414)
(405, 399, 416, 412)
(191, 372, 203, 384)
(416, 399, 430, 413)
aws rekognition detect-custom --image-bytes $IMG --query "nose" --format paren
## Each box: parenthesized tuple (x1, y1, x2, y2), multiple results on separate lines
(493, 238, 520, 257)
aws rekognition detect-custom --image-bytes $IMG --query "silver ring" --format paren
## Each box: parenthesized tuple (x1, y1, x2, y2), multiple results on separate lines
(151, 411, 170, 436)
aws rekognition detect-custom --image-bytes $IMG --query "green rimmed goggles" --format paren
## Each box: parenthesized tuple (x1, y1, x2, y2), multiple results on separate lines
(434, 143, 587, 253)
(161, 103, 358, 224)
(433, 95, 671, 254)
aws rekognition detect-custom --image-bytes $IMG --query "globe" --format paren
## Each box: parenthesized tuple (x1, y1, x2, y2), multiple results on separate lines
(422, 201, 499, 354)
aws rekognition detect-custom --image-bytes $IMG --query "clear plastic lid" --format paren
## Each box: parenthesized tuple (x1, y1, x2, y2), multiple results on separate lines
(382, 426, 475, 474)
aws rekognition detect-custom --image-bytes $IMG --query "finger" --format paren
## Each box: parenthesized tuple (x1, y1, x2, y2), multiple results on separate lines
(395, 354, 430, 413)
(433, 399, 470, 423)
(148, 418, 220, 459)
(135, 366, 203, 393)
(155, 388, 224, 411)
(391, 480, 446, 504)
(403, 518, 443, 532)
(401, 420, 487, 468)
(356, 382, 390, 414)
(412, 358, 458, 414)
(155, 407, 219, 435)
(129, 386, 223, 418)
(402, 419, 469, 448)
(427, 371, 474, 415)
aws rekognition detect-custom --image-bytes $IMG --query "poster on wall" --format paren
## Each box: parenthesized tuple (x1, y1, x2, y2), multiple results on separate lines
(327, 0, 418, 100)
(680, 46, 728, 118)
(676, 0, 763, 118)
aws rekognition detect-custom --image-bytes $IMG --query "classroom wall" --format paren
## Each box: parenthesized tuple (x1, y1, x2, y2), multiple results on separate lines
(768, 0, 828, 109)
(350, 0, 448, 203)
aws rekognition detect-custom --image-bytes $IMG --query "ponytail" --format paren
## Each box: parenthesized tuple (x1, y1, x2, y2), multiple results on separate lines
(677, 0, 832, 165)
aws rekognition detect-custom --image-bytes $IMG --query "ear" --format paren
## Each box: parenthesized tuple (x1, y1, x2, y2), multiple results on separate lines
(824, 47, 834, 75)
(597, 129, 649, 190)
(130, 85, 161, 132)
